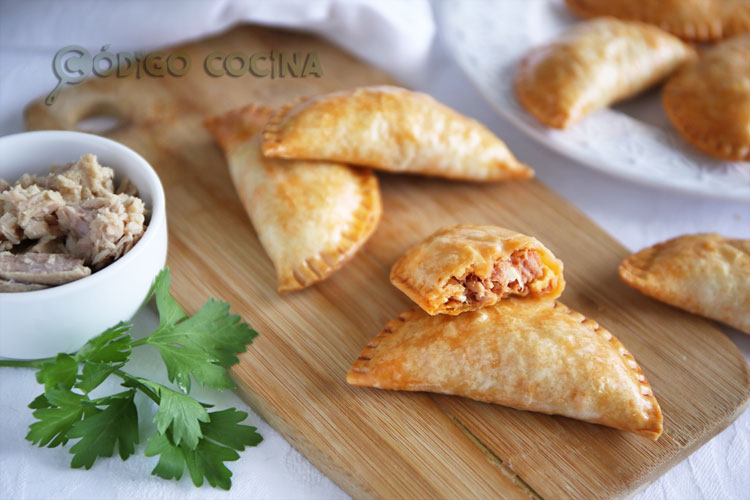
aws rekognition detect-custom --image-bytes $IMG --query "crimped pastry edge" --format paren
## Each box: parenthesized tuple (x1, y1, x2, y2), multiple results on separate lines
(260, 96, 309, 158)
(347, 301, 663, 439)
(205, 102, 383, 293)
(662, 75, 750, 162)
(278, 167, 382, 293)
(514, 52, 575, 129)
(262, 89, 535, 181)
(564, 0, 749, 42)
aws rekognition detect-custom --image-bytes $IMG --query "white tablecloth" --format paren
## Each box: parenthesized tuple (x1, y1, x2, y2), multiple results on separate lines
(0, 1, 748, 499)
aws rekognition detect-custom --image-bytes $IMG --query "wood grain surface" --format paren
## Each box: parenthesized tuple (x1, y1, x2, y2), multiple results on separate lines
(24, 25, 750, 500)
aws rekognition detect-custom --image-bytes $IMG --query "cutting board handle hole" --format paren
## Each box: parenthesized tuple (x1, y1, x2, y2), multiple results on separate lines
(75, 103, 125, 135)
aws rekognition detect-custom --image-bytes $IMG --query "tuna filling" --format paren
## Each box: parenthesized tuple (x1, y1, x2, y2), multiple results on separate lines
(449, 249, 548, 306)
(0, 154, 146, 292)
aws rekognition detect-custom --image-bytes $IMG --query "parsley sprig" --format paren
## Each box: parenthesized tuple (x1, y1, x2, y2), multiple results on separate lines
(0, 268, 261, 490)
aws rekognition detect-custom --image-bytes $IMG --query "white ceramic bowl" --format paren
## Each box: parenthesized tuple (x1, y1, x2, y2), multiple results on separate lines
(0, 131, 167, 359)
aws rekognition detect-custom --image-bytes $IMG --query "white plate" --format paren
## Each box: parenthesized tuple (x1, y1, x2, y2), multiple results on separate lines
(437, 0, 750, 202)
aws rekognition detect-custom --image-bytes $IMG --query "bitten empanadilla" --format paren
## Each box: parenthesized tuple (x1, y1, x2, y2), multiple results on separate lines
(390, 225, 564, 315)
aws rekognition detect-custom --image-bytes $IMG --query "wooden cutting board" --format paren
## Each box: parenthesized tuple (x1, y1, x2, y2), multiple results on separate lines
(25, 25, 750, 500)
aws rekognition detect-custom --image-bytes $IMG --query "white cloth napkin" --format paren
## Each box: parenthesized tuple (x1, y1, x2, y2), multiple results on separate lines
(0, 0, 435, 135)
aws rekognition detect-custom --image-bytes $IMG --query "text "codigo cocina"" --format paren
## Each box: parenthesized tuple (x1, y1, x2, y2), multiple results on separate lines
(46, 45, 323, 105)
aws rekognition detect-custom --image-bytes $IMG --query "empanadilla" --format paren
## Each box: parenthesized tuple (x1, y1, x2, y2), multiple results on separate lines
(204, 104, 381, 293)
(347, 299, 663, 439)
(565, 0, 750, 42)
(390, 225, 564, 316)
(662, 35, 750, 162)
(262, 86, 533, 182)
(619, 234, 750, 333)
(515, 18, 695, 129)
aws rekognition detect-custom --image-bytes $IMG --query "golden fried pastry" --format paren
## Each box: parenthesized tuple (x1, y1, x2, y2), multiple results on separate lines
(620, 233, 750, 333)
(262, 86, 533, 182)
(515, 18, 695, 129)
(347, 299, 663, 439)
(565, 0, 750, 42)
(390, 225, 564, 315)
(205, 105, 381, 293)
(663, 35, 750, 162)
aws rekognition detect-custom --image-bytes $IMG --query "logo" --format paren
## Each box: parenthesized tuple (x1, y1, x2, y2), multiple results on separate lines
(47, 45, 323, 105)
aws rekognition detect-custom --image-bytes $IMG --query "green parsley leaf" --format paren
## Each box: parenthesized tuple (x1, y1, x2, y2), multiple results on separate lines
(28, 393, 51, 410)
(164, 300, 258, 368)
(152, 268, 187, 328)
(145, 433, 186, 481)
(142, 380, 209, 449)
(154, 343, 234, 394)
(75, 361, 124, 394)
(150, 437, 239, 490)
(74, 322, 132, 364)
(145, 271, 257, 393)
(36, 353, 78, 391)
(26, 389, 87, 448)
(201, 408, 262, 451)
(67, 390, 139, 469)
(144, 408, 260, 489)
(183, 438, 239, 490)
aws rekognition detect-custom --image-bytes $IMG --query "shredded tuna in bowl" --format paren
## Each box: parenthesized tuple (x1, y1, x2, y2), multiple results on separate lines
(1, 154, 148, 291)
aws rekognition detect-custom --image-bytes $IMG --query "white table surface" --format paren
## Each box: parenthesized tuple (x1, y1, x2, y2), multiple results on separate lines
(1, 2, 749, 499)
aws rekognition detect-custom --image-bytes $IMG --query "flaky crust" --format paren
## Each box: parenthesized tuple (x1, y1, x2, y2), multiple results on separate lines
(205, 104, 382, 293)
(662, 35, 750, 162)
(347, 299, 663, 439)
(390, 225, 564, 315)
(565, 0, 750, 42)
(619, 233, 750, 334)
(515, 18, 695, 129)
(262, 86, 533, 182)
